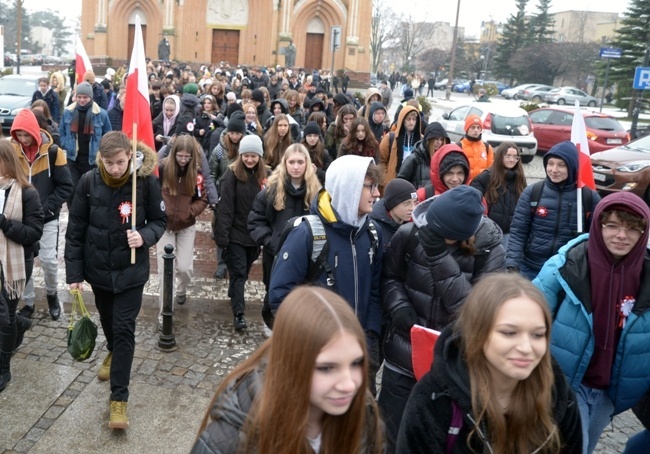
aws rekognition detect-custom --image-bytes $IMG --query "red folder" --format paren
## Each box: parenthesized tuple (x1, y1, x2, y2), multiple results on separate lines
(411, 324, 441, 381)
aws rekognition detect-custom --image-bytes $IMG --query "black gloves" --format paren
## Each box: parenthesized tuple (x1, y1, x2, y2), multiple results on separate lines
(392, 306, 418, 334)
(417, 227, 447, 256)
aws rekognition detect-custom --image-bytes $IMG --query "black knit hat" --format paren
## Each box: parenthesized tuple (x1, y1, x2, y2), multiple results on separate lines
(251, 89, 265, 104)
(439, 152, 469, 182)
(384, 178, 417, 211)
(225, 102, 243, 119)
(227, 111, 247, 134)
(303, 121, 323, 140)
(426, 186, 484, 241)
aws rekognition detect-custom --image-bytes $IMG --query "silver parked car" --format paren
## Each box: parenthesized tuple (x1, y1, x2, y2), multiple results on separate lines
(438, 103, 538, 163)
(501, 83, 538, 100)
(544, 87, 599, 107)
(518, 84, 554, 102)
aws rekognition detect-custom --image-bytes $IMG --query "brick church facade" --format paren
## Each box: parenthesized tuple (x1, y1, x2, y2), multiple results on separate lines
(80, 0, 372, 76)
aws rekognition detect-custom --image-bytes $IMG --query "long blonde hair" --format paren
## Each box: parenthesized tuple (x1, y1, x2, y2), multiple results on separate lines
(266, 144, 321, 211)
(458, 274, 561, 453)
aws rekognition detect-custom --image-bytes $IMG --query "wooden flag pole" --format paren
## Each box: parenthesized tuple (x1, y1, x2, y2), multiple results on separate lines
(131, 123, 138, 264)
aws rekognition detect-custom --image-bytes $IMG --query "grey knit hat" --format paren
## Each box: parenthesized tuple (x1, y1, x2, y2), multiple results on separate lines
(239, 135, 264, 157)
(76, 82, 93, 99)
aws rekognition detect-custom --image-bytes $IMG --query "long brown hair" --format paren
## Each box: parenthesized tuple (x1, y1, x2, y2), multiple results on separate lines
(334, 105, 357, 138)
(267, 144, 321, 211)
(340, 117, 379, 158)
(197, 287, 382, 454)
(282, 89, 301, 115)
(300, 132, 326, 169)
(458, 274, 561, 453)
(485, 142, 526, 205)
(162, 135, 201, 196)
(232, 151, 267, 186)
(263, 114, 293, 169)
(0, 141, 30, 188)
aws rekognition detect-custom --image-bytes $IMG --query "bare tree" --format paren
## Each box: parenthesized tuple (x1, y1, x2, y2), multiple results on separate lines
(370, 0, 397, 73)
(417, 48, 450, 75)
(397, 14, 430, 72)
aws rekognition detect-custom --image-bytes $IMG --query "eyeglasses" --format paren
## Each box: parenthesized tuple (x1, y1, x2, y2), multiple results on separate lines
(176, 155, 192, 161)
(602, 223, 644, 237)
(362, 183, 379, 192)
(504, 155, 520, 161)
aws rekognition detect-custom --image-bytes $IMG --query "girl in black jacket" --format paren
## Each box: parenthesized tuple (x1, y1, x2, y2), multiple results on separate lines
(65, 132, 166, 429)
(215, 135, 267, 331)
(470, 142, 527, 249)
(248, 144, 321, 329)
(397, 274, 582, 453)
(0, 141, 44, 392)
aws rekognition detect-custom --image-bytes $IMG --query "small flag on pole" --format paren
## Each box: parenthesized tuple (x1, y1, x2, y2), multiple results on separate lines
(122, 15, 155, 151)
(75, 36, 93, 86)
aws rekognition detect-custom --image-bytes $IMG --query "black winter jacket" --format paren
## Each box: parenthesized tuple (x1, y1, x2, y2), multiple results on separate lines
(470, 169, 524, 235)
(396, 326, 583, 453)
(397, 122, 450, 189)
(0, 185, 44, 261)
(152, 112, 177, 151)
(382, 198, 505, 376)
(215, 167, 263, 248)
(247, 180, 309, 256)
(64, 143, 167, 293)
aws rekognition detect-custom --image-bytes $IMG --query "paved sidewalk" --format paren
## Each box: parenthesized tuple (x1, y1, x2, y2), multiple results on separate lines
(0, 180, 644, 454)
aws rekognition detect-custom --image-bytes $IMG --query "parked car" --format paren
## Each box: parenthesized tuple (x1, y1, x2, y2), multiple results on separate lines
(545, 87, 599, 107)
(502, 83, 539, 100)
(0, 75, 40, 134)
(518, 84, 554, 102)
(591, 134, 650, 203)
(453, 80, 476, 93)
(4, 53, 16, 67)
(529, 107, 629, 153)
(482, 80, 509, 94)
(438, 103, 538, 163)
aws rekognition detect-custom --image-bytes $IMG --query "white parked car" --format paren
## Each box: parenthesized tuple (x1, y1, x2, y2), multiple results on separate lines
(438, 103, 538, 163)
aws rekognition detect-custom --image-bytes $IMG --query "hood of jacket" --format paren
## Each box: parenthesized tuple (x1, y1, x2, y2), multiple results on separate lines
(180, 93, 200, 110)
(270, 98, 289, 114)
(321, 154, 375, 227)
(11, 109, 43, 147)
(132, 141, 158, 177)
(368, 101, 387, 124)
(364, 87, 382, 105)
(543, 140, 578, 188)
(395, 104, 420, 136)
(429, 144, 470, 194)
(415, 121, 450, 154)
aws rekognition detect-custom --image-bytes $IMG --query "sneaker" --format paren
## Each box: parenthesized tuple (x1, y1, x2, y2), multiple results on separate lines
(263, 326, 273, 338)
(108, 400, 129, 429)
(18, 305, 35, 319)
(47, 293, 61, 320)
(234, 313, 247, 331)
(175, 294, 186, 305)
(98, 352, 112, 381)
(214, 267, 227, 279)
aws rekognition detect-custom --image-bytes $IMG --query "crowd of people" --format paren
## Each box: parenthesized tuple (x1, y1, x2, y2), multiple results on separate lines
(0, 59, 649, 453)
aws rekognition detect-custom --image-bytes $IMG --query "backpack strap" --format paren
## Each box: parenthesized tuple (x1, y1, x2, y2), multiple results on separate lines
(301, 215, 335, 287)
(446, 400, 464, 454)
(388, 132, 396, 153)
(529, 180, 545, 216)
(367, 219, 379, 265)
(48, 144, 59, 169)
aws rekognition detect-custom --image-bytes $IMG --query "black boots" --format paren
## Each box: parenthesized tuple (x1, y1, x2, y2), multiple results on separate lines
(47, 293, 61, 320)
(0, 326, 16, 392)
(234, 313, 247, 331)
(14, 315, 33, 351)
(0, 350, 11, 392)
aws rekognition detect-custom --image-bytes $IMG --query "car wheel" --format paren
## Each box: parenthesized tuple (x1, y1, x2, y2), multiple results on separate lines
(463, 88, 468, 93)
(588, 101, 597, 107)
(512, 94, 518, 100)
(532, 95, 542, 103)
(557, 98, 566, 105)
(520, 154, 535, 164)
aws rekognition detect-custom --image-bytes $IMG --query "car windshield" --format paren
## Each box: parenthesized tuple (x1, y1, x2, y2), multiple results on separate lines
(585, 117, 625, 132)
(0, 78, 35, 97)
(626, 134, 650, 152)
(491, 114, 530, 136)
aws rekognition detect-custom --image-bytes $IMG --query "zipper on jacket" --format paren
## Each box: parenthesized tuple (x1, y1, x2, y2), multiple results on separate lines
(549, 190, 564, 255)
(350, 230, 359, 316)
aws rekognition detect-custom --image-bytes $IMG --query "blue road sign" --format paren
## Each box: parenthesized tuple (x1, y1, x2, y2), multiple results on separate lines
(633, 67, 650, 90)
(600, 47, 622, 58)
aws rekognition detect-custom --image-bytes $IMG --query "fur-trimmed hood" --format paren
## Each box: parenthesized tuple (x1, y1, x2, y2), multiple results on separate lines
(133, 141, 158, 177)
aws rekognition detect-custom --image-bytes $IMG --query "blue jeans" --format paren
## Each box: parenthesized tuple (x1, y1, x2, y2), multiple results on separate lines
(624, 429, 650, 453)
(576, 383, 614, 454)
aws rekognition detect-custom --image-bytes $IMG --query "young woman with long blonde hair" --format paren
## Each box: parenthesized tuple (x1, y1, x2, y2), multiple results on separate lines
(191, 286, 383, 454)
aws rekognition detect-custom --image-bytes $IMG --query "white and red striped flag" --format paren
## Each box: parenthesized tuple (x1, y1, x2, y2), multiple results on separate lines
(122, 15, 155, 151)
(571, 100, 596, 232)
(75, 36, 93, 85)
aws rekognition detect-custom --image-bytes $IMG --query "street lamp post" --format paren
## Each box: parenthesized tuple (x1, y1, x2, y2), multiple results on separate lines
(445, 0, 462, 100)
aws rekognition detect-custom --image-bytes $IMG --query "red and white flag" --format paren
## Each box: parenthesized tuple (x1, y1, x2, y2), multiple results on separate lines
(571, 100, 596, 190)
(75, 36, 93, 86)
(122, 15, 155, 151)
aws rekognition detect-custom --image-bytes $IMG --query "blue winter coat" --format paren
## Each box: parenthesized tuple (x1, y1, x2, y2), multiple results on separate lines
(506, 141, 600, 272)
(268, 189, 384, 335)
(59, 102, 112, 165)
(534, 235, 650, 415)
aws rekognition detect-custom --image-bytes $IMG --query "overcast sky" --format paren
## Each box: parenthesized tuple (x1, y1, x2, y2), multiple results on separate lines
(23, 0, 629, 39)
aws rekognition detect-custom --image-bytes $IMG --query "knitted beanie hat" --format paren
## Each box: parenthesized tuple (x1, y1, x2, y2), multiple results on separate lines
(183, 83, 199, 95)
(303, 121, 323, 139)
(76, 82, 93, 98)
(464, 114, 483, 132)
(251, 89, 265, 104)
(439, 152, 469, 182)
(425, 186, 484, 241)
(239, 134, 264, 157)
(384, 178, 417, 211)
(227, 111, 247, 134)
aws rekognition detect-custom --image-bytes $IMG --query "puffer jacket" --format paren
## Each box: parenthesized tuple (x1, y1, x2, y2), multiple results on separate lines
(458, 135, 493, 182)
(191, 365, 381, 454)
(64, 142, 166, 293)
(534, 236, 650, 415)
(382, 197, 505, 376)
(158, 164, 208, 232)
(0, 184, 44, 263)
(247, 180, 310, 255)
(59, 101, 112, 165)
(397, 122, 450, 189)
(506, 142, 600, 272)
(396, 326, 583, 453)
(470, 168, 525, 234)
(269, 189, 384, 335)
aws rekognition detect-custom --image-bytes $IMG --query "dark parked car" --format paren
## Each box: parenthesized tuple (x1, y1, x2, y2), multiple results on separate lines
(529, 107, 629, 153)
(591, 134, 650, 203)
(0, 75, 40, 134)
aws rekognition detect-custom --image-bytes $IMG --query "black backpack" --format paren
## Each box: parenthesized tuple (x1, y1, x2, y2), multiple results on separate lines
(274, 215, 379, 287)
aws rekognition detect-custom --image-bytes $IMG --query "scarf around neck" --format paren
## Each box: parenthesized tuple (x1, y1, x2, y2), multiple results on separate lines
(70, 101, 95, 135)
(0, 180, 26, 300)
(99, 159, 132, 188)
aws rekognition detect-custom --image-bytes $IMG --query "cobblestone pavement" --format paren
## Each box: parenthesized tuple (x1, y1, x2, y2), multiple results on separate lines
(1, 89, 643, 453)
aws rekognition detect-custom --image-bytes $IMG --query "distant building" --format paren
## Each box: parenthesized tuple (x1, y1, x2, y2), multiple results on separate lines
(480, 19, 502, 44)
(31, 26, 53, 56)
(551, 10, 620, 43)
(80, 0, 372, 76)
